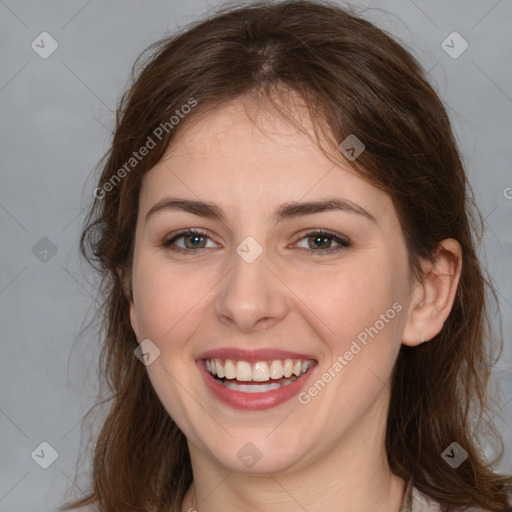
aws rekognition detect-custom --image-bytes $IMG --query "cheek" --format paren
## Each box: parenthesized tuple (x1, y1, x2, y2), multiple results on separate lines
(290, 261, 406, 432)
(291, 257, 405, 352)
(131, 253, 213, 344)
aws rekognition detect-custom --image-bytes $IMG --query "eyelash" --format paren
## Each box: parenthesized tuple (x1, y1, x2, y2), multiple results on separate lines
(162, 228, 351, 256)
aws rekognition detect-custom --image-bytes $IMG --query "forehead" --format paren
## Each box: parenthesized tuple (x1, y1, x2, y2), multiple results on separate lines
(138, 96, 393, 223)
(163, 96, 331, 172)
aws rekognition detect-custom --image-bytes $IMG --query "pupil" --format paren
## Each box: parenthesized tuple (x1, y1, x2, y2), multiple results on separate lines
(312, 236, 329, 249)
(187, 234, 204, 248)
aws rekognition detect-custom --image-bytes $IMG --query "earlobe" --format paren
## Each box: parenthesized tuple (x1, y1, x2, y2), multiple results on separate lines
(129, 300, 141, 341)
(402, 238, 462, 347)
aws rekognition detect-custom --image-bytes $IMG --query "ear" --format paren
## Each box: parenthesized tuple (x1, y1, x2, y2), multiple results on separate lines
(402, 238, 462, 346)
(129, 300, 141, 342)
(117, 266, 141, 341)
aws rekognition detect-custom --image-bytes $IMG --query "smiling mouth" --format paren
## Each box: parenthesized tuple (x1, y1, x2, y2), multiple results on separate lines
(205, 358, 314, 393)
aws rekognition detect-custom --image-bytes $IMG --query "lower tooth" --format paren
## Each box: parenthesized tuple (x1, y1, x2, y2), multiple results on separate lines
(219, 376, 298, 393)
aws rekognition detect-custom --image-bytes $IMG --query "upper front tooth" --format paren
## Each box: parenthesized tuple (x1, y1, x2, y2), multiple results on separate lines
(224, 359, 236, 379)
(236, 360, 252, 381)
(253, 362, 270, 381)
(283, 359, 294, 378)
(269, 360, 284, 379)
(215, 359, 225, 378)
(292, 360, 302, 377)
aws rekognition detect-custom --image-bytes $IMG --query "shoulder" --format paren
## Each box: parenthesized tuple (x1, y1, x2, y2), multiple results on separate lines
(410, 486, 443, 511)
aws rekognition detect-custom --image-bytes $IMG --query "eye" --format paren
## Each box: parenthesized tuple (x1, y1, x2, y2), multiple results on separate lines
(162, 228, 351, 255)
(294, 229, 351, 255)
(162, 229, 217, 251)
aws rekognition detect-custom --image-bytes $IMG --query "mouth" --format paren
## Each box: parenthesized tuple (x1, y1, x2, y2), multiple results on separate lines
(205, 358, 314, 393)
(196, 352, 317, 410)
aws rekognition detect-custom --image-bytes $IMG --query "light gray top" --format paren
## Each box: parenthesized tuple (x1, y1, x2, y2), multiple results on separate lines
(399, 478, 502, 512)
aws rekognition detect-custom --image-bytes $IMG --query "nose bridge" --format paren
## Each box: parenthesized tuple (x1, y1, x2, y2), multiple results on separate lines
(213, 234, 288, 332)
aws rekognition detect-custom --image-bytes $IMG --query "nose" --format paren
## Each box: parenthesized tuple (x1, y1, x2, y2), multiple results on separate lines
(213, 241, 289, 333)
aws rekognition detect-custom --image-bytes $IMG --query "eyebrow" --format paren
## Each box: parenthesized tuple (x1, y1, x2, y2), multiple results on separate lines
(145, 197, 377, 225)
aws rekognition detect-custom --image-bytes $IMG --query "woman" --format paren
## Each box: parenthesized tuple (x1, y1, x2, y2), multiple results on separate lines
(62, 1, 512, 511)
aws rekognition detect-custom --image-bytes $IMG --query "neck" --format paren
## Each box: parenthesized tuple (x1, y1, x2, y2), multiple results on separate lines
(184, 466, 405, 512)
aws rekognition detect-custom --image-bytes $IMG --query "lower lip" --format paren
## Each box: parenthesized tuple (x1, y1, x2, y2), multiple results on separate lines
(197, 360, 316, 410)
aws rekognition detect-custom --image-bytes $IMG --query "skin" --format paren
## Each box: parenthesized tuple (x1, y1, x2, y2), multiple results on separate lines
(128, 95, 462, 512)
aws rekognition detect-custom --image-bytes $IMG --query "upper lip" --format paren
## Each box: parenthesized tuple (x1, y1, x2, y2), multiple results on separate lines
(197, 348, 317, 362)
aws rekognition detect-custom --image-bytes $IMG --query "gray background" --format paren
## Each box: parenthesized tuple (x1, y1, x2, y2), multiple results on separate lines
(1, 0, 511, 510)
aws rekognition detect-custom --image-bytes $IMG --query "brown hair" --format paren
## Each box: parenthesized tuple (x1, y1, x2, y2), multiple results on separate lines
(61, 1, 512, 510)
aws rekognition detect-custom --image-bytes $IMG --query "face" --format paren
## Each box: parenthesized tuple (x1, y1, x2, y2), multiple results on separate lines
(129, 96, 415, 474)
